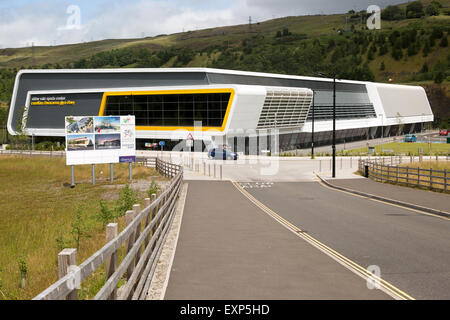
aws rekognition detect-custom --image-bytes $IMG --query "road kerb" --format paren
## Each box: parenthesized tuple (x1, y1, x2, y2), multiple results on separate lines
(315, 174, 450, 220)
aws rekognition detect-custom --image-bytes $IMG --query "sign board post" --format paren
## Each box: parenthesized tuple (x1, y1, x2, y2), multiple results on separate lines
(110, 163, 114, 183)
(65, 116, 136, 183)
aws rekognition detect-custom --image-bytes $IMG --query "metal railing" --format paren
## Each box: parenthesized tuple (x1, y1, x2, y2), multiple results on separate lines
(33, 158, 183, 300)
(0, 149, 65, 157)
(359, 156, 449, 193)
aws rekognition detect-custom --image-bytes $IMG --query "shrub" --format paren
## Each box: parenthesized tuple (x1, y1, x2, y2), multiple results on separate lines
(147, 180, 160, 199)
(96, 200, 115, 229)
(70, 206, 91, 250)
(115, 184, 137, 217)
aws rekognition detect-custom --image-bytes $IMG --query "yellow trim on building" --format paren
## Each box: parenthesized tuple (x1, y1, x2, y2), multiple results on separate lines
(98, 88, 235, 132)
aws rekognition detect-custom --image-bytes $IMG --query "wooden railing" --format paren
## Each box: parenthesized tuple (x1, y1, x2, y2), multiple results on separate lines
(359, 156, 449, 193)
(156, 157, 182, 178)
(33, 158, 183, 300)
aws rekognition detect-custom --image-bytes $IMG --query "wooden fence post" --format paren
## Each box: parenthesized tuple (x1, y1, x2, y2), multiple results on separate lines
(430, 168, 433, 190)
(106, 223, 118, 300)
(406, 166, 409, 185)
(445, 169, 447, 192)
(133, 204, 142, 264)
(143, 198, 151, 248)
(417, 167, 420, 186)
(125, 210, 136, 281)
(58, 248, 78, 300)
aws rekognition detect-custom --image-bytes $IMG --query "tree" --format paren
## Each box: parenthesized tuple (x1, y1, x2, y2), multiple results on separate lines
(440, 35, 448, 47)
(379, 44, 388, 56)
(382, 5, 405, 20)
(380, 61, 385, 71)
(421, 62, 429, 73)
(392, 47, 403, 60)
(423, 41, 431, 56)
(406, 1, 425, 19)
(434, 71, 444, 83)
(426, 3, 440, 16)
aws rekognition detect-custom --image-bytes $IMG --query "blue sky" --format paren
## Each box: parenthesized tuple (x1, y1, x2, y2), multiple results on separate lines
(0, 0, 409, 48)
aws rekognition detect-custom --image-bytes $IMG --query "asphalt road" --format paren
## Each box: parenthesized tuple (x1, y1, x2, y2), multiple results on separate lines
(164, 181, 390, 300)
(243, 180, 450, 300)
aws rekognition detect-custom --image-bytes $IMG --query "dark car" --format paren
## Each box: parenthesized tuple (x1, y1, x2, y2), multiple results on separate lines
(208, 148, 238, 160)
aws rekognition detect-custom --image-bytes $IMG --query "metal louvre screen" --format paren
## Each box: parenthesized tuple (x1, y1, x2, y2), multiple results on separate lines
(257, 87, 313, 129)
(306, 104, 376, 121)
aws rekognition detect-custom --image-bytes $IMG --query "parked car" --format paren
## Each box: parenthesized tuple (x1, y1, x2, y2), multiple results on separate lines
(404, 134, 417, 142)
(208, 148, 238, 160)
(439, 129, 449, 136)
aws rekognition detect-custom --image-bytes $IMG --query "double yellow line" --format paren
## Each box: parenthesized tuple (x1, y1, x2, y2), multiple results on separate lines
(232, 180, 415, 300)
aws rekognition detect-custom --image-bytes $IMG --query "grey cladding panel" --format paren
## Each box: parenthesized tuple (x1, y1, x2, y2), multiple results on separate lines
(27, 93, 103, 129)
(206, 73, 368, 93)
(11, 71, 208, 131)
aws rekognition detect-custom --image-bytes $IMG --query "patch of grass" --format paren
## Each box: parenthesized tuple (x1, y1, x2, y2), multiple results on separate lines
(0, 155, 164, 299)
(347, 142, 450, 156)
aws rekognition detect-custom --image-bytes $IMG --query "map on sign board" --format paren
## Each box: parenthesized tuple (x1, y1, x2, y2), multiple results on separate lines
(65, 116, 136, 166)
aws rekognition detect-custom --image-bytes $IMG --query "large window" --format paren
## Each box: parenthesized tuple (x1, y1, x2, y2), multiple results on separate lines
(104, 92, 231, 127)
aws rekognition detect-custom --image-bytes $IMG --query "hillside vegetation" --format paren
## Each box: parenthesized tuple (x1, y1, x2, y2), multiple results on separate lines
(0, 0, 449, 127)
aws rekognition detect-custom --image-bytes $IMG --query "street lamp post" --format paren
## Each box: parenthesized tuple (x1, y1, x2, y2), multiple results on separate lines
(311, 91, 315, 159)
(332, 76, 336, 178)
(379, 113, 384, 154)
(316, 71, 336, 178)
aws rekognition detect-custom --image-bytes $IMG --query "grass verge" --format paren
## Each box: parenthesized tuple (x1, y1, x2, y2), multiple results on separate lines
(0, 155, 166, 300)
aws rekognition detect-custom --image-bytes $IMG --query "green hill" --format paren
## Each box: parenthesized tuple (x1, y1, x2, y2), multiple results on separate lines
(0, 0, 449, 127)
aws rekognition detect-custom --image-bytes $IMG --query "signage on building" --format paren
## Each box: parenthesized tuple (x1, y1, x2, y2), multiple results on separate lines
(65, 116, 136, 165)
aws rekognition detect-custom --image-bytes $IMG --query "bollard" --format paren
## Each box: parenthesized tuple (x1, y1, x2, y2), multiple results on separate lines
(220, 164, 223, 180)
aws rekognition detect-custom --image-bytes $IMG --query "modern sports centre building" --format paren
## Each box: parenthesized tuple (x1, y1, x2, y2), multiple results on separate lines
(7, 68, 433, 154)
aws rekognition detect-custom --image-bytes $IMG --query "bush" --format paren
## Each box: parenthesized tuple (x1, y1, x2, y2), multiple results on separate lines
(382, 5, 405, 20)
(96, 200, 115, 229)
(115, 184, 137, 217)
(406, 1, 425, 19)
(147, 180, 160, 199)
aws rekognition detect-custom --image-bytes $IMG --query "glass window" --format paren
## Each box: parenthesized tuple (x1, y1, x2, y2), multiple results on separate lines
(133, 95, 147, 104)
(104, 92, 230, 128)
(148, 95, 162, 103)
(164, 95, 178, 104)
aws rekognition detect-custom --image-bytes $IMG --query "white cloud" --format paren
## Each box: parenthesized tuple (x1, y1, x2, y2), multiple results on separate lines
(0, 0, 409, 49)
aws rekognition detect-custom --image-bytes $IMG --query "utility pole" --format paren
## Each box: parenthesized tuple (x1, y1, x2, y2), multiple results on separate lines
(332, 76, 336, 178)
(311, 91, 315, 159)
